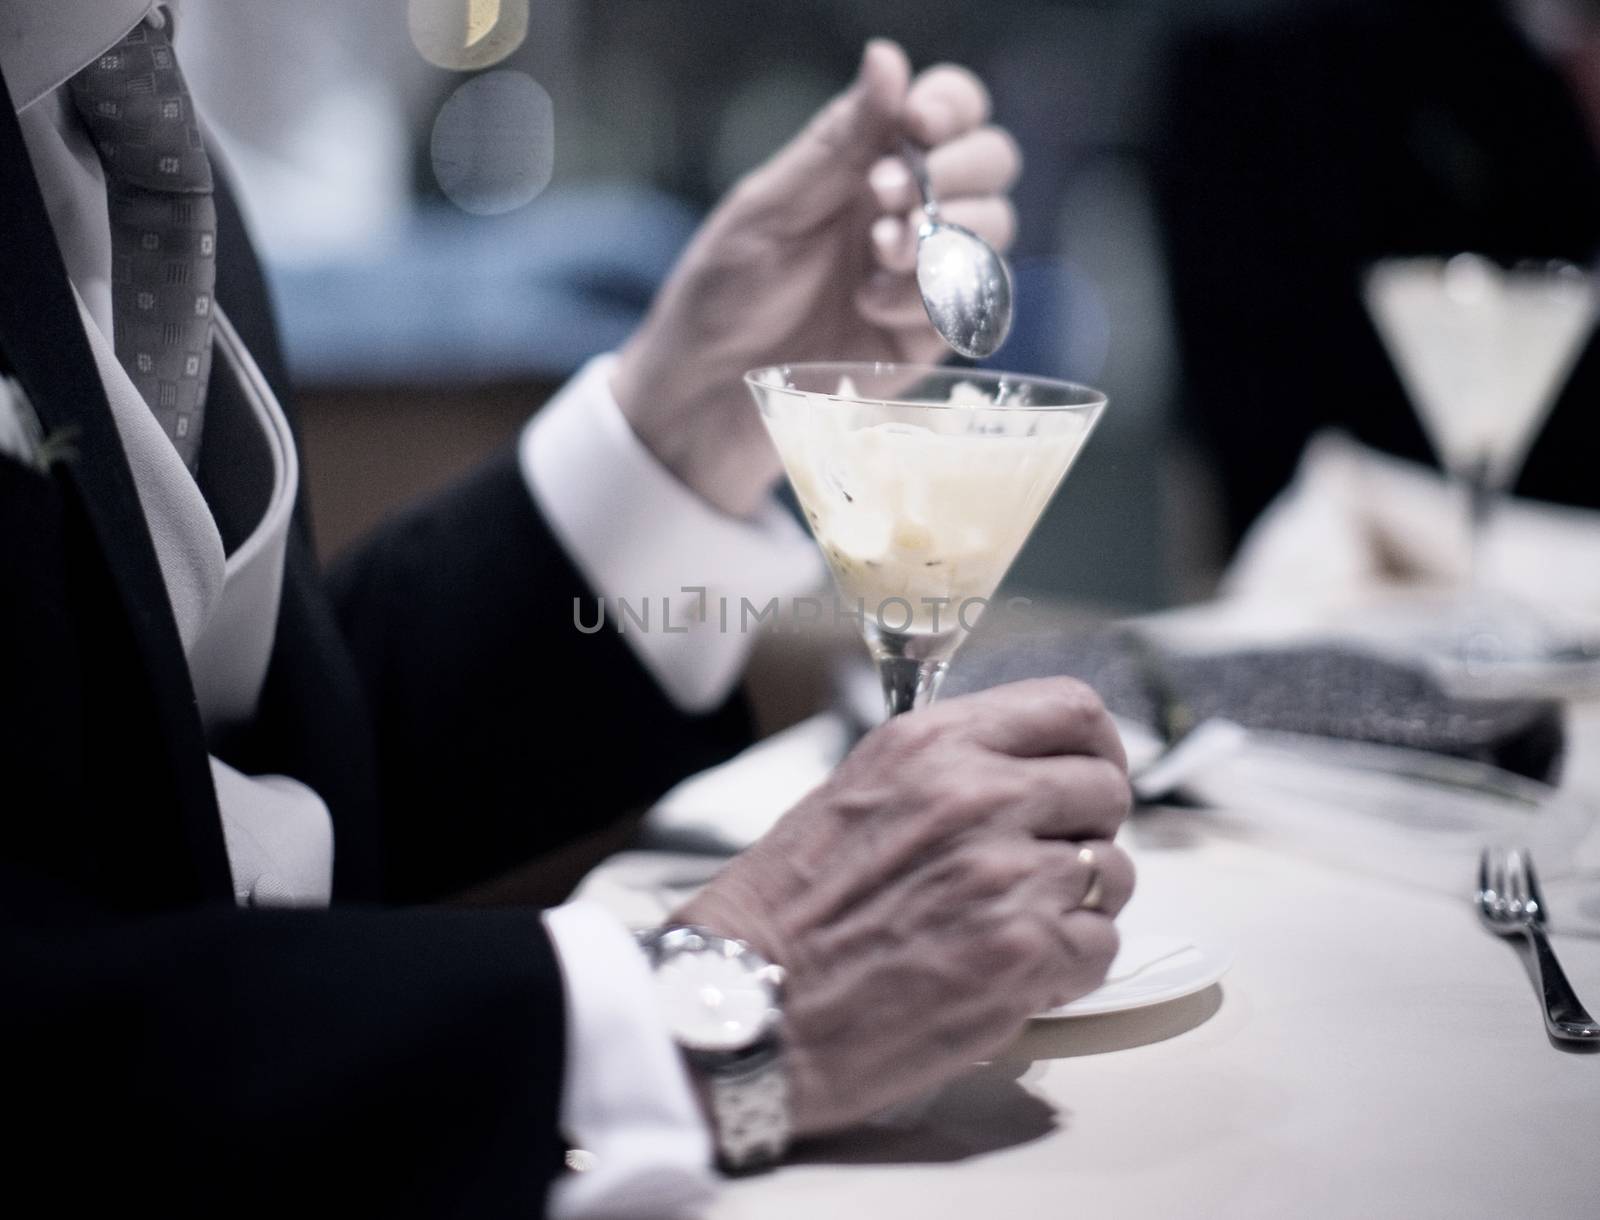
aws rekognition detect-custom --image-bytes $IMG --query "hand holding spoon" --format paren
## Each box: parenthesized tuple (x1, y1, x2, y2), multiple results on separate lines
(900, 139, 1015, 359)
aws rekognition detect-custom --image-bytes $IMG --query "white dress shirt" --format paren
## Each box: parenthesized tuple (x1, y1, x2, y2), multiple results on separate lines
(3, 3, 823, 1213)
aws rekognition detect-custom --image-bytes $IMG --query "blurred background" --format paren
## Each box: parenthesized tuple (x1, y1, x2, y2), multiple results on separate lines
(173, 0, 1600, 618)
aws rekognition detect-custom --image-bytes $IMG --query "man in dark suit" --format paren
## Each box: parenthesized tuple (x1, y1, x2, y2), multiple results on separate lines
(2, 5, 1133, 1215)
(1154, 0, 1600, 548)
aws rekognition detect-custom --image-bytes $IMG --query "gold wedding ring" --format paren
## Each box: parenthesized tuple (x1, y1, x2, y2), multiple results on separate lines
(1077, 845, 1105, 912)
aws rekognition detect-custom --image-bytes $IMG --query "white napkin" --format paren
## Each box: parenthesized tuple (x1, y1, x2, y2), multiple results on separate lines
(1177, 730, 1594, 898)
(642, 712, 855, 853)
(1225, 430, 1600, 620)
(0, 376, 44, 470)
(570, 851, 728, 931)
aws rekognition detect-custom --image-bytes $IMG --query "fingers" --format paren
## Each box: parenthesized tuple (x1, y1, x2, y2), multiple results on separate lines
(1010, 755, 1133, 843)
(933, 677, 1128, 765)
(870, 196, 1018, 273)
(904, 62, 992, 145)
(869, 217, 917, 274)
(807, 38, 910, 169)
(927, 126, 1023, 200)
(729, 40, 1013, 279)
(1042, 911, 1120, 1008)
(855, 270, 929, 331)
(860, 190, 1016, 352)
(742, 39, 910, 220)
(1068, 840, 1136, 917)
(867, 125, 1021, 288)
(1018, 839, 1133, 916)
(868, 126, 1022, 214)
(1012, 842, 1125, 1008)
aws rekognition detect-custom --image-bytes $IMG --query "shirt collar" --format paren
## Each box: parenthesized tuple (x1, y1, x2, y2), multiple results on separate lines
(1, 1, 166, 113)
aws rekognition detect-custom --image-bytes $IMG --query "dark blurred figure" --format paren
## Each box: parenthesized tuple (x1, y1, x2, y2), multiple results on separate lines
(1154, 0, 1600, 548)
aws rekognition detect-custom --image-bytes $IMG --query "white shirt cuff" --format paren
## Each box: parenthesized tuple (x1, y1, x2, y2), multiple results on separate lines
(520, 354, 826, 713)
(543, 901, 718, 1220)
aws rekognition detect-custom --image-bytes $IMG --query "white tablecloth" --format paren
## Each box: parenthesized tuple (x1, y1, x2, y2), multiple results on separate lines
(713, 816, 1600, 1218)
(585, 697, 1600, 1218)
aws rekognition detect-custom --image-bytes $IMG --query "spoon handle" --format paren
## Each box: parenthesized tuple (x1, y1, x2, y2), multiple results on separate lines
(900, 139, 938, 219)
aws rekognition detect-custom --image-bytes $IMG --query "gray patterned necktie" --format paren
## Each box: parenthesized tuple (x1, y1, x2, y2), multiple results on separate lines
(68, 9, 217, 472)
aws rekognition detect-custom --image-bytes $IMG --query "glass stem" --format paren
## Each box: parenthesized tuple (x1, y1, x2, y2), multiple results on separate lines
(1464, 454, 1494, 596)
(879, 657, 948, 718)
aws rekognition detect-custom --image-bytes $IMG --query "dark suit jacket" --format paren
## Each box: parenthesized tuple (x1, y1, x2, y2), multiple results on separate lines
(0, 65, 748, 1216)
(1153, 0, 1600, 546)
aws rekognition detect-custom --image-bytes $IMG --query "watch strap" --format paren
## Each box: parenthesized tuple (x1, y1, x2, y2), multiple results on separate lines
(637, 924, 792, 1172)
(706, 1053, 791, 1174)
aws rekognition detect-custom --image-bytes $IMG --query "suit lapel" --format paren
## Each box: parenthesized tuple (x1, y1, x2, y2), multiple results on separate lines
(0, 71, 233, 903)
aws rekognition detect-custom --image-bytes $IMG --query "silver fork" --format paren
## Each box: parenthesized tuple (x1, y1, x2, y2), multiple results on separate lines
(1475, 846, 1600, 1043)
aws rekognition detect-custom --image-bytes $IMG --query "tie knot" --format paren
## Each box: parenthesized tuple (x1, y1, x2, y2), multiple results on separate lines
(67, 14, 213, 195)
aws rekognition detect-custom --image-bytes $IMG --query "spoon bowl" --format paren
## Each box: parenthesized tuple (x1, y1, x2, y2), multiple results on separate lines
(902, 141, 1015, 360)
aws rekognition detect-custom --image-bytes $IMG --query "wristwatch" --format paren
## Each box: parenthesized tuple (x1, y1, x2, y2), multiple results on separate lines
(636, 924, 791, 1173)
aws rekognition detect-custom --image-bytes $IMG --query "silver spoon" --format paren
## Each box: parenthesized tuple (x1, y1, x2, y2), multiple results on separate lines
(901, 139, 1015, 360)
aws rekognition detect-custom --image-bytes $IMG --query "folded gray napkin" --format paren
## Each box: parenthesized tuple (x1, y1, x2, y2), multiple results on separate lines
(945, 627, 1566, 784)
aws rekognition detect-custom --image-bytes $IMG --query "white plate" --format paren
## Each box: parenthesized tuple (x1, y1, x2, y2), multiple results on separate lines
(1034, 932, 1233, 1019)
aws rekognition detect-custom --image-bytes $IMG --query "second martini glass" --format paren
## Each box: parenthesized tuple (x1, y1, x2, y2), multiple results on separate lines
(746, 363, 1106, 718)
(1363, 255, 1599, 669)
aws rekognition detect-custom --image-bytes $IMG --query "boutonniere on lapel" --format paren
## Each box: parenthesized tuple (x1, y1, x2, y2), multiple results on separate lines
(0, 375, 77, 474)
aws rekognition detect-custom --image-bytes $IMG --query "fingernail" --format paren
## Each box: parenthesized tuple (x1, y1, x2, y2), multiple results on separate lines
(869, 159, 910, 199)
(871, 216, 903, 253)
(861, 38, 894, 74)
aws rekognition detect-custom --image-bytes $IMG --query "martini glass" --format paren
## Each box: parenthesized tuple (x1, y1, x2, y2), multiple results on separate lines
(1363, 255, 1599, 664)
(746, 363, 1106, 718)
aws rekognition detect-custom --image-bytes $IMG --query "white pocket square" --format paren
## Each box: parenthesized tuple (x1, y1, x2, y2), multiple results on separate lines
(0, 375, 46, 471)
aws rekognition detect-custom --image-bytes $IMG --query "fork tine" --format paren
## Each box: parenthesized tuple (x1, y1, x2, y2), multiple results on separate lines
(1477, 848, 1490, 902)
(1522, 849, 1548, 923)
(1508, 848, 1527, 916)
(1487, 845, 1509, 917)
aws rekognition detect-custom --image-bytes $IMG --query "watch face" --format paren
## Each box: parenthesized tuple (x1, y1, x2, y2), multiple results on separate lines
(654, 943, 779, 1052)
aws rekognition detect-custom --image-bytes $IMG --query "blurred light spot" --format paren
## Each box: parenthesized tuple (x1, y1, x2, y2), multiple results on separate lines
(408, 0, 528, 71)
(430, 70, 554, 215)
(467, 0, 500, 47)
